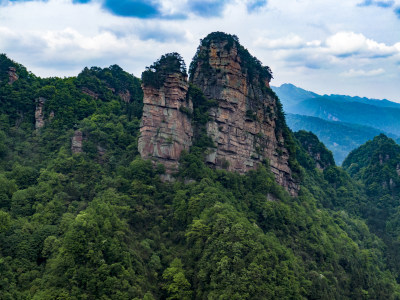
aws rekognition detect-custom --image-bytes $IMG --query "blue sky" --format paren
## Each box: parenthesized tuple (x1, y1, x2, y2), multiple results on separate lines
(0, 0, 399, 101)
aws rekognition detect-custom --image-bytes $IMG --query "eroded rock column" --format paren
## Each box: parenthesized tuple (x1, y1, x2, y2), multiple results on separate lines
(190, 33, 299, 195)
(138, 67, 193, 178)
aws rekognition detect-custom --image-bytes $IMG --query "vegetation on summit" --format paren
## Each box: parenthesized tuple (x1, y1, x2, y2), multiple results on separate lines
(189, 31, 273, 85)
(142, 52, 187, 89)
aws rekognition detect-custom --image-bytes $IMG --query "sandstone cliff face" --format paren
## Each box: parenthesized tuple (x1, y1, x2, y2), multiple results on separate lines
(138, 37, 299, 195)
(8, 67, 18, 85)
(190, 35, 299, 195)
(118, 90, 131, 103)
(71, 130, 84, 154)
(35, 97, 46, 129)
(138, 69, 193, 177)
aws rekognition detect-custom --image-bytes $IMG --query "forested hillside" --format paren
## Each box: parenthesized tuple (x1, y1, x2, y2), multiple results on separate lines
(286, 113, 398, 164)
(343, 134, 400, 280)
(1, 53, 400, 299)
(273, 84, 400, 164)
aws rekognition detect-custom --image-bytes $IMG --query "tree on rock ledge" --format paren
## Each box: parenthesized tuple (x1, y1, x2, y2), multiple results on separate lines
(142, 52, 187, 89)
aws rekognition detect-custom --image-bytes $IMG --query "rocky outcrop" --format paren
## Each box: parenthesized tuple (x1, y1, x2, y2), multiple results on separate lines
(35, 97, 46, 129)
(295, 130, 335, 171)
(118, 90, 131, 103)
(139, 36, 299, 195)
(71, 130, 84, 154)
(138, 54, 193, 177)
(81, 87, 99, 99)
(190, 33, 298, 195)
(8, 67, 18, 84)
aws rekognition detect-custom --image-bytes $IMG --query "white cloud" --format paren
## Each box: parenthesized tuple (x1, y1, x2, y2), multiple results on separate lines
(326, 31, 398, 58)
(158, 0, 188, 15)
(0, 0, 399, 101)
(340, 68, 385, 77)
(254, 34, 307, 49)
(253, 31, 400, 72)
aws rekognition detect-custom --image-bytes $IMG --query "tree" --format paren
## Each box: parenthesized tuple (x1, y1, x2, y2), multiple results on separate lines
(162, 258, 192, 300)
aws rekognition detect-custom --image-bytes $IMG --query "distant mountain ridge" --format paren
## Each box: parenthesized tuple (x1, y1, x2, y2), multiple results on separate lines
(273, 83, 400, 110)
(271, 83, 318, 109)
(292, 96, 400, 135)
(272, 83, 400, 164)
(286, 113, 399, 164)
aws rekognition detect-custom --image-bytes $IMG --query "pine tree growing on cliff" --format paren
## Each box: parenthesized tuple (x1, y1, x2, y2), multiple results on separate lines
(142, 52, 187, 89)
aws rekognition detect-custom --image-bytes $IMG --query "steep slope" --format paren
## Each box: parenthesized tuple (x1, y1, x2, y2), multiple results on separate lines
(343, 134, 400, 201)
(75, 64, 143, 119)
(342, 134, 400, 277)
(294, 130, 335, 170)
(138, 53, 193, 176)
(342, 134, 400, 238)
(0, 54, 38, 129)
(189, 32, 299, 195)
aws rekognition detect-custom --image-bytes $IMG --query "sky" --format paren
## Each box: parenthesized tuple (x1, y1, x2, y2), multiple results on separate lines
(0, 0, 399, 101)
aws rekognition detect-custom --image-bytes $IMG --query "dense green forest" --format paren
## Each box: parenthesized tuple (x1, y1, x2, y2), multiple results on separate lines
(1, 53, 400, 299)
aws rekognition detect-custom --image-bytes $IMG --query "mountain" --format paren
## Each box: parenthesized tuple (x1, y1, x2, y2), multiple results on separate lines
(273, 83, 400, 163)
(1, 33, 400, 299)
(292, 96, 400, 135)
(286, 113, 399, 164)
(272, 83, 400, 112)
(139, 34, 298, 195)
(294, 130, 335, 170)
(271, 83, 318, 110)
(342, 134, 400, 278)
(273, 84, 400, 135)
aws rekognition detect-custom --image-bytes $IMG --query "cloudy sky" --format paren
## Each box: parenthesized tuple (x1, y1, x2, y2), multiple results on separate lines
(0, 0, 399, 101)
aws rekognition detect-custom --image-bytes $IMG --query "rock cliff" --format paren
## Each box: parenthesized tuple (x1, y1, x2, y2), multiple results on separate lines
(35, 97, 46, 129)
(138, 53, 193, 177)
(71, 130, 84, 154)
(189, 33, 298, 195)
(138, 34, 299, 195)
(8, 67, 18, 84)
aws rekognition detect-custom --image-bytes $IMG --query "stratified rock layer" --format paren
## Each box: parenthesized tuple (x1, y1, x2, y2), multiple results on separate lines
(35, 97, 46, 129)
(190, 36, 299, 195)
(138, 73, 193, 176)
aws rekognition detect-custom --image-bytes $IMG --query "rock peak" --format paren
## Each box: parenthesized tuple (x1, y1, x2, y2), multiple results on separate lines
(138, 53, 193, 179)
(189, 31, 272, 85)
(189, 32, 298, 195)
(139, 34, 299, 195)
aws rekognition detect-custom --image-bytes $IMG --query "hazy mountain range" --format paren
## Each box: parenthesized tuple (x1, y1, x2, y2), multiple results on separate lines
(272, 83, 400, 164)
